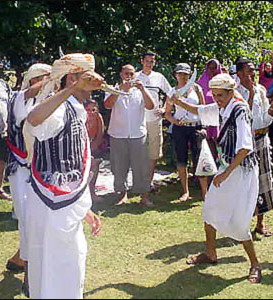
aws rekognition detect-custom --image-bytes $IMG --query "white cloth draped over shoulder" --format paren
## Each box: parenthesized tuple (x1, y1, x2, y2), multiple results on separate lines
(198, 99, 259, 241)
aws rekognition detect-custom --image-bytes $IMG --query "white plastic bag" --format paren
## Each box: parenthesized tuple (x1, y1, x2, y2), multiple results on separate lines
(195, 139, 218, 176)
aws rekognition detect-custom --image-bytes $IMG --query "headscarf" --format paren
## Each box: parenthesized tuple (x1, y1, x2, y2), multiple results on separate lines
(197, 59, 222, 97)
(209, 73, 236, 90)
(36, 53, 96, 103)
(197, 59, 223, 140)
(21, 63, 52, 90)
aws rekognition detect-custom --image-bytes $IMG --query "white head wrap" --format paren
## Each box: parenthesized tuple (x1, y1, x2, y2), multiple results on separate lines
(209, 73, 236, 90)
(21, 63, 52, 90)
(36, 53, 95, 103)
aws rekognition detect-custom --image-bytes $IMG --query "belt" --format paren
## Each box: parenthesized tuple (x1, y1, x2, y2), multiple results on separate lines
(176, 121, 202, 127)
(254, 128, 268, 137)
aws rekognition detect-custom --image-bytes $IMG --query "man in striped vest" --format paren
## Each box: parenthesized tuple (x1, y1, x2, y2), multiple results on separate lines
(26, 53, 103, 299)
(5, 63, 52, 297)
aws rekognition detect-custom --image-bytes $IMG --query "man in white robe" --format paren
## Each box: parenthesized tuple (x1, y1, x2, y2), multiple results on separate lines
(170, 74, 265, 284)
(6, 63, 52, 279)
(26, 53, 102, 299)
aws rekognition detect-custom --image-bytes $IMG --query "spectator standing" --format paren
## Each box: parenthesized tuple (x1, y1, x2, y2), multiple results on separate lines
(105, 64, 154, 207)
(259, 50, 273, 91)
(136, 52, 171, 192)
(236, 58, 273, 237)
(165, 63, 207, 201)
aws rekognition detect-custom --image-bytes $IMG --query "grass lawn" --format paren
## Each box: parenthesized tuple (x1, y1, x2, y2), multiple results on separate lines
(0, 177, 273, 299)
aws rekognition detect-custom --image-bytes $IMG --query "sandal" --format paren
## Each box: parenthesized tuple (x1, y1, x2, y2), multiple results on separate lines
(186, 253, 217, 265)
(248, 266, 262, 283)
(254, 227, 273, 237)
(6, 260, 25, 273)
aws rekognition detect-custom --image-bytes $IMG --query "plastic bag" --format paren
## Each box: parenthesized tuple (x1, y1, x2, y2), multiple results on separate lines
(195, 139, 218, 176)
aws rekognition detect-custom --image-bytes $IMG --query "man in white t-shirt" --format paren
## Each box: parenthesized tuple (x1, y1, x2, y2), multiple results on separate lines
(136, 52, 171, 191)
(104, 64, 155, 207)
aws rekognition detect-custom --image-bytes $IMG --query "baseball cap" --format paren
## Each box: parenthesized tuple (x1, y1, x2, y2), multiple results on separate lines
(173, 63, 191, 74)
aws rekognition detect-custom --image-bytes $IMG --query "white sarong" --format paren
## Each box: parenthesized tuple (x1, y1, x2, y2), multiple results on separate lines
(26, 182, 92, 299)
(8, 166, 30, 260)
(203, 165, 259, 241)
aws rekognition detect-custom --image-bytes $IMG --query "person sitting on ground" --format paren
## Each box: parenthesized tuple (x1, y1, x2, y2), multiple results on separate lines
(84, 99, 105, 201)
(165, 63, 207, 201)
(172, 73, 263, 284)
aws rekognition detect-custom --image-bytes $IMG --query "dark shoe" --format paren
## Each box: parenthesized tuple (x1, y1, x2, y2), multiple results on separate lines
(254, 227, 273, 237)
(186, 253, 218, 265)
(6, 260, 25, 273)
(248, 266, 262, 283)
(22, 281, 30, 298)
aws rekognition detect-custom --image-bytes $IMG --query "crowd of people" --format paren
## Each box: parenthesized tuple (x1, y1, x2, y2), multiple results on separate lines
(0, 49, 273, 298)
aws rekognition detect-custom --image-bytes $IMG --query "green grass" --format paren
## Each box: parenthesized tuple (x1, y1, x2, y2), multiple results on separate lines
(0, 178, 273, 299)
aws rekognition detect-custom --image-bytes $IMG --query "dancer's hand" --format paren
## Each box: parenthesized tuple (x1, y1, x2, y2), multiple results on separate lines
(85, 210, 102, 236)
(213, 170, 230, 188)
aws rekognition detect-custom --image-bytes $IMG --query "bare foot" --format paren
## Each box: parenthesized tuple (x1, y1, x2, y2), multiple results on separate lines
(179, 193, 190, 202)
(116, 191, 128, 205)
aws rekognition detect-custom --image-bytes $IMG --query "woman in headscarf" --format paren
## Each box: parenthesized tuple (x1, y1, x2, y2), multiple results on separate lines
(197, 59, 222, 160)
(259, 50, 273, 91)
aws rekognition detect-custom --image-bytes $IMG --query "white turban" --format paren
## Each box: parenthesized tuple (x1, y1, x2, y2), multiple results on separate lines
(209, 73, 236, 90)
(36, 53, 96, 103)
(21, 63, 52, 90)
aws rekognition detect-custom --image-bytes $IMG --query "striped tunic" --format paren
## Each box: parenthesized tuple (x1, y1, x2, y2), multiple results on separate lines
(217, 102, 258, 170)
(6, 91, 29, 176)
(30, 100, 91, 210)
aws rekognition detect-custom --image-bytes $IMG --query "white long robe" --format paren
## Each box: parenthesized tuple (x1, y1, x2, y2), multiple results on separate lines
(198, 100, 259, 241)
(7, 90, 33, 260)
(26, 96, 92, 299)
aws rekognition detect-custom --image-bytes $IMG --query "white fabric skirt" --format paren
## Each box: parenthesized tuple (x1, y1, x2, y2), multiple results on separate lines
(9, 166, 30, 261)
(203, 165, 259, 241)
(25, 182, 92, 299)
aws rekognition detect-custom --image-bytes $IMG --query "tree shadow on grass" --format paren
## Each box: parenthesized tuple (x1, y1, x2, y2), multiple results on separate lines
(84, 257, 246, 299)
(0, 271, 22, 299)
(0, 212, 18, 233)
(146, 237, 241, 265)
(92, 186, 202, 219)
(259, 262, 273, 286)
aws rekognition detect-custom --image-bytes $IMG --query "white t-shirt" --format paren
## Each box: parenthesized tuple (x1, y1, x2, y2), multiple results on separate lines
(136, 70, 171, 122)
(236, 83, 272, 130)
(105, 87, 147, 138)
(167, 86, 201, 123)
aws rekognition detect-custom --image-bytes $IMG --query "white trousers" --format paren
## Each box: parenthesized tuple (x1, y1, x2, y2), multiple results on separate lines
(8, 166, 30, 261)
(26, 182, 92, 299)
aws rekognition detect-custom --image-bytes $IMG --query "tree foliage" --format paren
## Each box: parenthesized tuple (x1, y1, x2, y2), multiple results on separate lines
(0, 0, 272, 84)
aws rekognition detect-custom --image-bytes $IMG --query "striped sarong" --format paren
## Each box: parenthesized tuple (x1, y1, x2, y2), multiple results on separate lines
(255, 134, 273, 214)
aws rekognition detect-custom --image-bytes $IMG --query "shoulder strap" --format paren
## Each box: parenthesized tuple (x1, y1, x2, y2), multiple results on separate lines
(217, 103, 245, 143)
